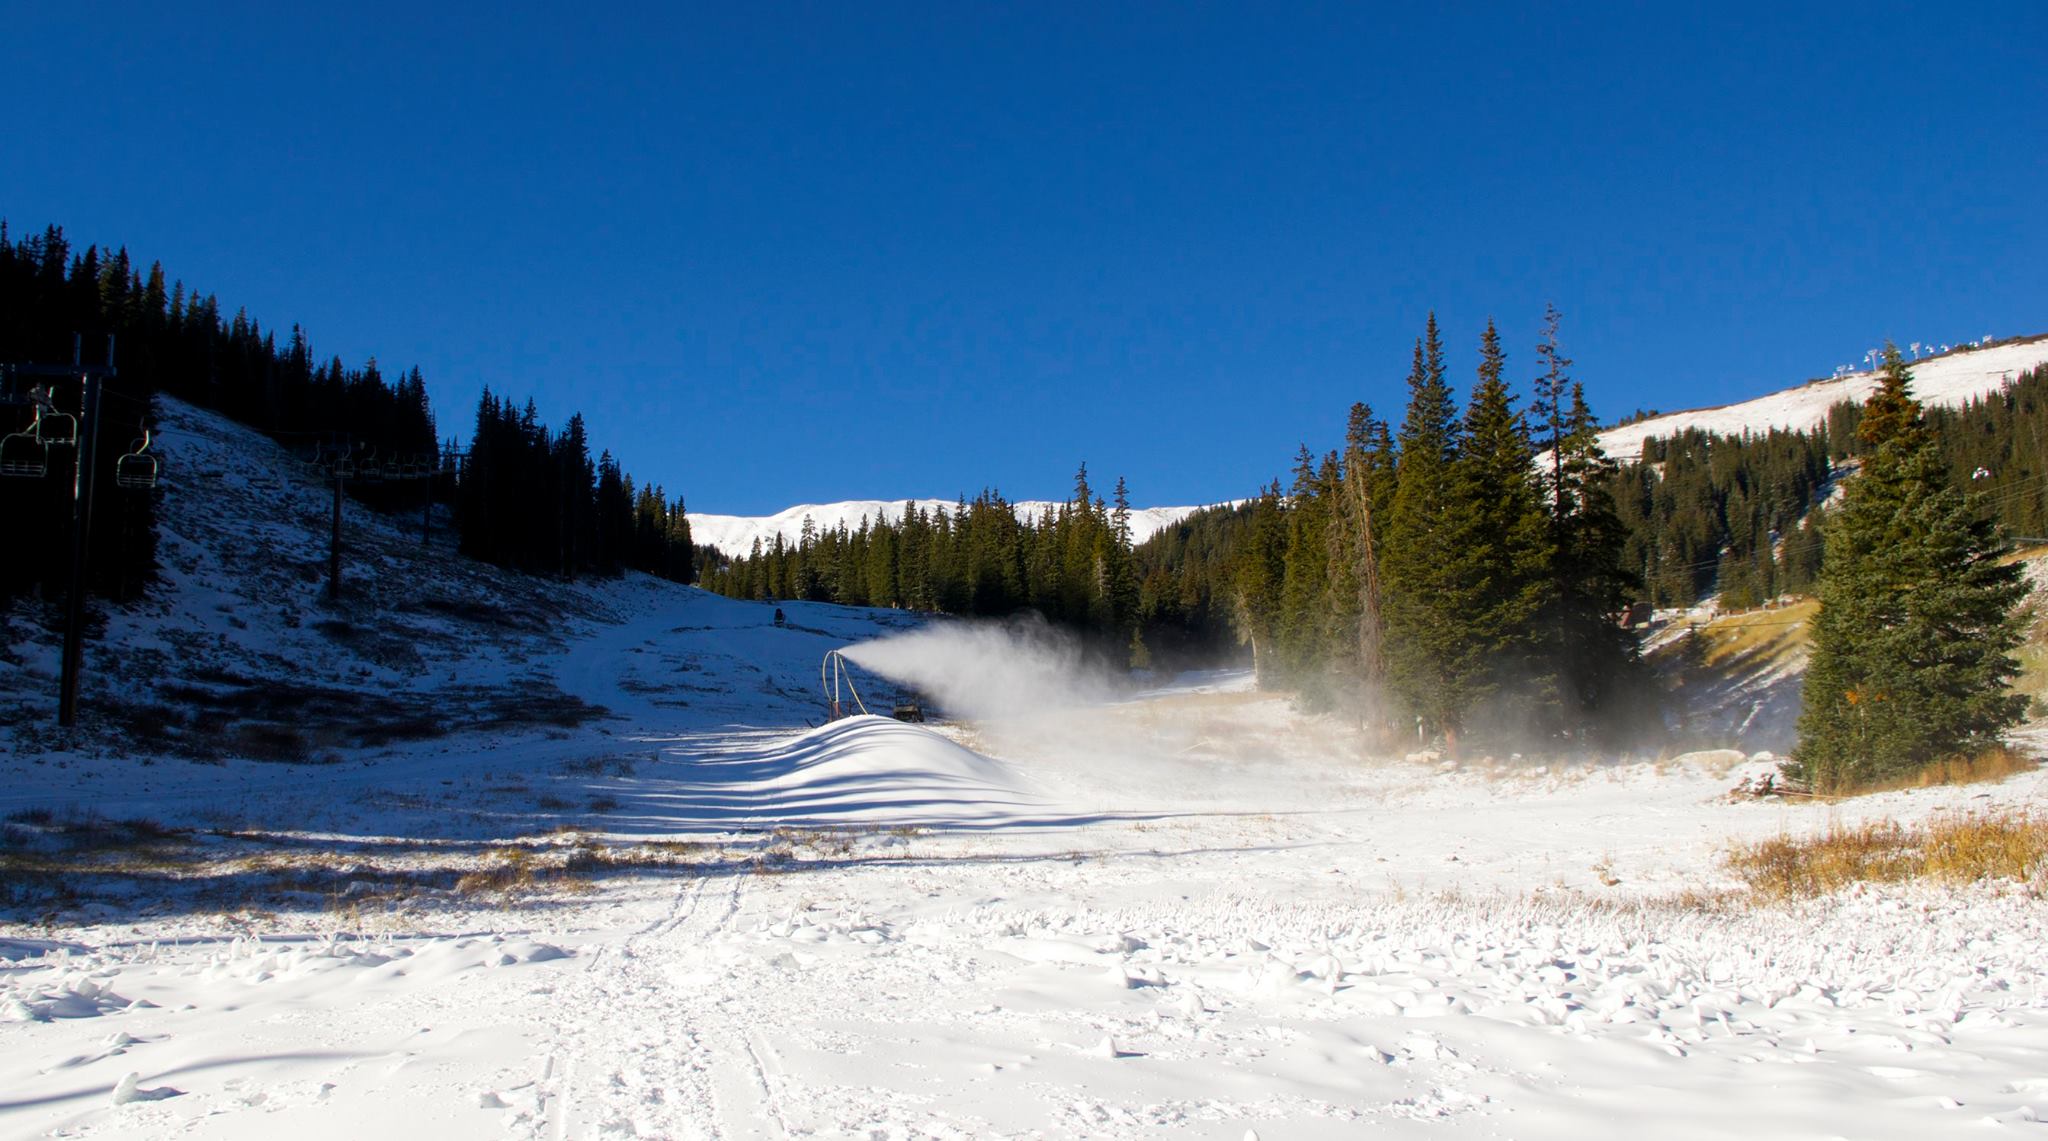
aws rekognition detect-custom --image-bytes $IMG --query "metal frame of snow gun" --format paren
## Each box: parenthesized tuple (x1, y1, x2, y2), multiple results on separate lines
(822, 650, 871, 721)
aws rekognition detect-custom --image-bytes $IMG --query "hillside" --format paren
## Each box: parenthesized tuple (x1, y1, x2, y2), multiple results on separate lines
(1596, 334, 2048, 460)
(0, 394, 920, 768)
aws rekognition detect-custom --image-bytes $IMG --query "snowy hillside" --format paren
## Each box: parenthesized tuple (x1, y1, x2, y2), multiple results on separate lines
(691, 499, 1215, 556)
(1597, 334, 2048, 460)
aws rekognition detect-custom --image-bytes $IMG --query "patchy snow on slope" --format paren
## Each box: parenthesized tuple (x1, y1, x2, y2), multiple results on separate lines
(691, 499, 1216, 557)
(1598, 335, 2048, 461)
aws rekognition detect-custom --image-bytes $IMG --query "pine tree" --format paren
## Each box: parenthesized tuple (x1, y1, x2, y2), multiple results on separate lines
(1453, 319, 1549, 713)
(1106, 477, 1141, 660)
(1277, 445, 1334, 688)
(1330, 402, 1396, 732)
(1793, 344, 2029, 790)
(1528, 308, 1646, 743)
(1545, 381, 1644, 740)
(1380, 315, 1485, 751)
(1233, 482, 1289, 684)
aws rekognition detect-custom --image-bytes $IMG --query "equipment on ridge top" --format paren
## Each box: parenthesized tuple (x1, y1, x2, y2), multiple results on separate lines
(821, 650, 870, 721)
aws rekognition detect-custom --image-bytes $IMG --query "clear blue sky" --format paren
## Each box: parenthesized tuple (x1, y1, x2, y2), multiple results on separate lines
(6, 3, 2044, 512)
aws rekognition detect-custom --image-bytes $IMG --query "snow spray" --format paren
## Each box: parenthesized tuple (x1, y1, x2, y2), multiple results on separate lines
(838, 614, 1115, 721)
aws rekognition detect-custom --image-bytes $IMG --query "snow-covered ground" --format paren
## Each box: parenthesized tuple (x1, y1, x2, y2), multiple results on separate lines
(4, 396, 2048, 1138)
(689, 501, 1216, 560)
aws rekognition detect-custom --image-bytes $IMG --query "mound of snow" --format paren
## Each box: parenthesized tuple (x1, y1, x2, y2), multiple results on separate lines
(690, 715, 1047, 828)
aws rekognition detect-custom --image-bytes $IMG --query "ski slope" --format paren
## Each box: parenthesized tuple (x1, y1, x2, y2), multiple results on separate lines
(1596, 334, 2048, 461)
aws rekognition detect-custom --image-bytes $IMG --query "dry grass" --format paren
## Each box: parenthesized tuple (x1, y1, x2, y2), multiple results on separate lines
(1727, 810, 2048, 900)
(1847, 745, 2038, 794)
(1696, 599, 1819, 669)
(455, 836, 716, 896)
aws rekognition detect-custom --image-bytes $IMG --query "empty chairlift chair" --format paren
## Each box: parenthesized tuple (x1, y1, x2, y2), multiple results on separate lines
(34, 410, 77, 448)
(0, 420, 46, 478)
(115, 430, 158, 490)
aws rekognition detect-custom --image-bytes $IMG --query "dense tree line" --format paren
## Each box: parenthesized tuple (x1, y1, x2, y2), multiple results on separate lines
(1600, 356, 2048, 611)
(701, 467, 1140, 660)
(1606, 428, 1832, 609)
(1211, 310, 1649, 753)
(1144, 356, 2048, 648)
(1132, 502, 1257, 668)
(456, 392, 694, 582)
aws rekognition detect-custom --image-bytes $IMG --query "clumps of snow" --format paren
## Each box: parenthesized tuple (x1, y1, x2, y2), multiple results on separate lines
(109, 1070, 181, 1105)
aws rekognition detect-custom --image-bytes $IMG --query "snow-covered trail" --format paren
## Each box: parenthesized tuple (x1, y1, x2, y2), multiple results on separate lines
(7, 605, 2048, 1137)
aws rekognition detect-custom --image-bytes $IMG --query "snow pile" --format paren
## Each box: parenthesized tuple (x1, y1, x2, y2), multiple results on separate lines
(683, 714, 1046, 828)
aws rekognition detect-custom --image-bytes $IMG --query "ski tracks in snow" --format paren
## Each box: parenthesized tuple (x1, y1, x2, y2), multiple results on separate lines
(522, 868, 787, 1140)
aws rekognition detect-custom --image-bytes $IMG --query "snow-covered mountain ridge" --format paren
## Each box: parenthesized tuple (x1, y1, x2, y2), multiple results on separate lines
(1594, 333, 2048, 461)
(690, 500, 1215, 557)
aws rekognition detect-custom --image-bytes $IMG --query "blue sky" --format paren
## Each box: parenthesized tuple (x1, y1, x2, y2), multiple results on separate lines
(6, 3, 2044, 512)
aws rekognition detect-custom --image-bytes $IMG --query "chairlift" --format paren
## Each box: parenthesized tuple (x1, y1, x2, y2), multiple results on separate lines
(0, 425, 47, 478)
(354, 448, 383, 482)
(381, 457, 403, 481)
(115, 429, 158, 490)
(34, 410, 78, 448)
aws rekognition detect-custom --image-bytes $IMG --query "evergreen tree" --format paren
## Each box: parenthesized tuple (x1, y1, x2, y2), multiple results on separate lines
(1380, 315, 1486, 750)
(1793, 344, 2029, 790)
(1233, 481, 1289, 683)
(1452, 319, 1549, 714)
(1276, 445, 1335, 688)
(1330, 401, 1396, 731)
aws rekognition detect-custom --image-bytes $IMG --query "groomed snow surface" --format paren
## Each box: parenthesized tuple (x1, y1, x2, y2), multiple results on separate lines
(6, 598, 2048, 1139)
(3, 395, 2047, 1138)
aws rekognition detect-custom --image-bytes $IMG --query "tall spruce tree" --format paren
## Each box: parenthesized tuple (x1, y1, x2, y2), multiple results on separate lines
(1532, 309, 1645, 742)
(1453, 320, 1549, 715)
(1380, 315, 1486, 750)
(1793, 344, 2028, 790)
